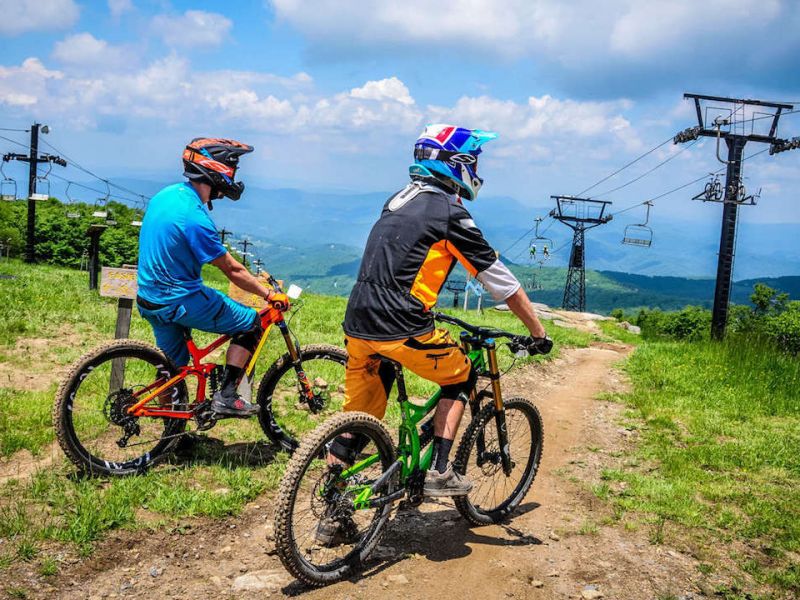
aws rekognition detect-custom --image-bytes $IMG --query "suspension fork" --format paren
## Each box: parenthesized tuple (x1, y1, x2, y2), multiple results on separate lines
(486, 341, 513, 476)
(277, 319, 315, 402)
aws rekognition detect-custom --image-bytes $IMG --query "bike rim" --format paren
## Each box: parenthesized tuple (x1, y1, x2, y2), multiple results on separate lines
(266, 354, 347, 445)
(288, 427, 392, 573)
(64, 349, 183, 471)
(463, 404, 539, 514)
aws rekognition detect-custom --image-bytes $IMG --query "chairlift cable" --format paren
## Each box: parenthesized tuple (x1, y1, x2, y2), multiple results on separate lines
(38, 137, 151, 201)
(574, 134, 675, 197)
(593, 139, 698, 198)
(0, 134, 29, 150)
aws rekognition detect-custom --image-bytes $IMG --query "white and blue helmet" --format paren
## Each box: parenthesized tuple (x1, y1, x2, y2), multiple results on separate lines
(410, 124, 498, 200)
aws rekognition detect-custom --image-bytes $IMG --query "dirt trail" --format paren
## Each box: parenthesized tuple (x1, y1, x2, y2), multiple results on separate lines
(40, 343, 705, 600)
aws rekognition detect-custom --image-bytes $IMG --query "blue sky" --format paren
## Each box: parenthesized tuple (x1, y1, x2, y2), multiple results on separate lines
(1, 0, 799, 226)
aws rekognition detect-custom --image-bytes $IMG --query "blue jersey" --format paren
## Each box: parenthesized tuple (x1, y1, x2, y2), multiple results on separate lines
(137, 183, 227, 303)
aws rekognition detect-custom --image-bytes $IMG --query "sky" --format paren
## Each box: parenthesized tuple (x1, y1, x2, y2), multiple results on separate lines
(1, 0, 799, 227)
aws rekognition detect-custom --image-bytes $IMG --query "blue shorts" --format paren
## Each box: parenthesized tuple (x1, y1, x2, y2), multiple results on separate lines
(137, 286, 258, 366)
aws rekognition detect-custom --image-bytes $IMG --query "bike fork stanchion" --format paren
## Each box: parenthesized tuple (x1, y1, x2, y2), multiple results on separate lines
(486, 340, 513, 475)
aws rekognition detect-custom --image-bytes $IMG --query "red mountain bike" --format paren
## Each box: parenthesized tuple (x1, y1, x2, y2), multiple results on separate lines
(53, 276, 346, 476)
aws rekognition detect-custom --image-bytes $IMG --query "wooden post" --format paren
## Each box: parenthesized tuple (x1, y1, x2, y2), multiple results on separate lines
(109, 297, 133, 394)
(100, 266, 138, 394)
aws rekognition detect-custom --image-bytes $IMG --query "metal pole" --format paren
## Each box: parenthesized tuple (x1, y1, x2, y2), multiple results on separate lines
(25, 123, 40, 263)
(711, 136, 746, 340)
(88, 231, 101, 289)
(563, 227, 585, 311)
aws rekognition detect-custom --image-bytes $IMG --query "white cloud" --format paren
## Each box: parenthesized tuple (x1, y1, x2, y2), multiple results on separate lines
(350, 77, 414, 106)
(0, 0, 79, 36)
(108, 0, 133, 19)
(269, 0, 800, 96)
(428, 94, 640, 161)
(0, 53, 640, 171)
(0, 58, 63, 107)
(151, 10, 233, 48)
(52, 33, 128, 70)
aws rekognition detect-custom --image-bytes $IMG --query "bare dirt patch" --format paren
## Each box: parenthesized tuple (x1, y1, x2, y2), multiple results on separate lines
(0, 325, 89, 391)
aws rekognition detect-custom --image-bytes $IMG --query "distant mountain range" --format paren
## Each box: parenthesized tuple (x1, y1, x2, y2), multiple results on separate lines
(48, 178, 800, 312)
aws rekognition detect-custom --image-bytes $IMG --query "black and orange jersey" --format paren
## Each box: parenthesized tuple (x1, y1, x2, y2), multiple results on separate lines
(344, 180, 521, 341)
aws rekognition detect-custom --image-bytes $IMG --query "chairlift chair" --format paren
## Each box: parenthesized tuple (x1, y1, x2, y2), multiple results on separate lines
(92, 180, 110, 219)
(532, 217, 554, 260)
(0, 157, 17, 201)
(65, 182, 81, 219)
(130, 196, 145, 227)
(621, 201, 654, 248)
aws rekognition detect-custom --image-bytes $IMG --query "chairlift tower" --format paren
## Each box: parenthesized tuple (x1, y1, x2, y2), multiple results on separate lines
(549, 196, 612, 312)
(674, 93, 796, 339)
(3, 123, 65, 262)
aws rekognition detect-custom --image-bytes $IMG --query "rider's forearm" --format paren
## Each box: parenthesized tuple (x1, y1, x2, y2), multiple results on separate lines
(505, 287, 547, 338)
(226, 263, 271, 301)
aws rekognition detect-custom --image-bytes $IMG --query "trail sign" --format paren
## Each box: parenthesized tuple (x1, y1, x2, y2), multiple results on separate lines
(100, 267, 138, 299)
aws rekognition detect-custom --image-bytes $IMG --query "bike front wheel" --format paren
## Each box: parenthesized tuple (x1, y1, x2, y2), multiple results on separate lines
(257, 344, 348, 452)
(274, 411, 397, 586)
(52, 339, 187, 476)
(454, 397, 544, 525)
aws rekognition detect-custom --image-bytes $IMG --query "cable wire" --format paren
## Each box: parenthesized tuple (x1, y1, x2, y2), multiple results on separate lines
(0, 134, 30, 150)
(574, 134, 675, 197)
(593, 139, 699, 198)
(0, 127, 29, 133)
(38, 137, 150, 201)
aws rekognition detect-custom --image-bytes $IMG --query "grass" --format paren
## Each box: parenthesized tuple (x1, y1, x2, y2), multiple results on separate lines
(0, 258, 595, 578)
(601, 337, 800, 595)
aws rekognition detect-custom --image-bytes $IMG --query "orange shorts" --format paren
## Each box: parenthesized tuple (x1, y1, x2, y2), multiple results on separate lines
(343, 328, 471, 419)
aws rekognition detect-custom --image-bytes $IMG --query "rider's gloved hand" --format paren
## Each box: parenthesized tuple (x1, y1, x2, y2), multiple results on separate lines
(528, 336, 553, 355)
(511, 335, 553, 356)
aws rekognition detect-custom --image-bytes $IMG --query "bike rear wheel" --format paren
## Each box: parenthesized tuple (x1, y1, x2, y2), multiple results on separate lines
(274, 411, 396, 586)
(454, 397, 543, 525)
(257, 344, 347, 453)
(53, 340, 187, 476)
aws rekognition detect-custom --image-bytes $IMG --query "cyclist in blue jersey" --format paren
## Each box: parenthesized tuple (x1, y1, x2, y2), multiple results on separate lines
(137, 138, 273, 418)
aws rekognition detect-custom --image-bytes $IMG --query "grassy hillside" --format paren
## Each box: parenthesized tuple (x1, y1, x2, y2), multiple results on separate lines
(0, 259, 592, 581)
(595, 334, 800, 597)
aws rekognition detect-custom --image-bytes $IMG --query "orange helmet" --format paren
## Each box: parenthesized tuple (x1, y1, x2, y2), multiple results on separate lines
(182, 137, 254, 200)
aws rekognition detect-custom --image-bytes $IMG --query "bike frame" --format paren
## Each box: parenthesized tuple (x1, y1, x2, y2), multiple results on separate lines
(343, 331, 512, 509)
(125, 293, 313, 420)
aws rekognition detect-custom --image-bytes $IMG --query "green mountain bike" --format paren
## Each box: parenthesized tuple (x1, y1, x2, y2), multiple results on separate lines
(274, 312, 546, 585)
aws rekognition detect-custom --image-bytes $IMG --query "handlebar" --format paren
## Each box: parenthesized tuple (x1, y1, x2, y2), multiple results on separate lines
(432, 311, 553, 357)
(432, 311, 515, 340)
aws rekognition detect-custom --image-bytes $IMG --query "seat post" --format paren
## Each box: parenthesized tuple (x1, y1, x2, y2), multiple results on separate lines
(392, 361, 408, 404)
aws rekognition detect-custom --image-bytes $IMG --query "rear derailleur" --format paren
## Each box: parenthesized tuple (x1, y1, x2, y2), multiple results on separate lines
(103, 389, 141, 448)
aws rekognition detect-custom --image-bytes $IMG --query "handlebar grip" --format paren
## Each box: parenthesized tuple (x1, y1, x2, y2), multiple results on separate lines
(270, 292, 290, 312)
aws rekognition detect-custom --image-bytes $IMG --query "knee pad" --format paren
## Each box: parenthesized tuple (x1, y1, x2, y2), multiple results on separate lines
(231, 317, 263, 353)
(329, 433, 370, 465)
(440, 367, 477, 403)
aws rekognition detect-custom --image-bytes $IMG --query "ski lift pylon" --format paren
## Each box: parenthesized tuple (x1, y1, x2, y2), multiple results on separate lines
(0, 156, 17, 201)
(622, 201, 654, 248)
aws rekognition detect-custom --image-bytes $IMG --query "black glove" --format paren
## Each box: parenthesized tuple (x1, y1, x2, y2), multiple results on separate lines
(528, 336, 553, 355)
(509, 335, 553, 356)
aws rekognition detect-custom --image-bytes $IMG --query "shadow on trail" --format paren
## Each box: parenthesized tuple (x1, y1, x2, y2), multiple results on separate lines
(169, 434, 281, 468)
(282, 500, 543, 596)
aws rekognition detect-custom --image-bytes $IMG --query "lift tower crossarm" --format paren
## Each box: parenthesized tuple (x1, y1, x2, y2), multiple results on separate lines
(674, 94, 794, 340)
